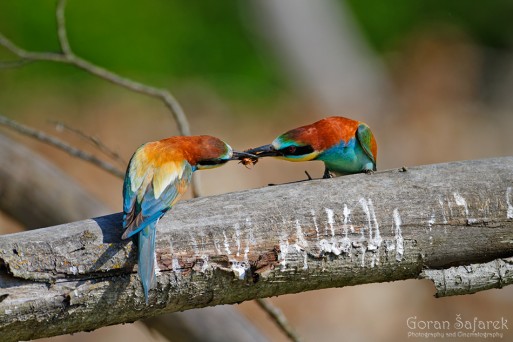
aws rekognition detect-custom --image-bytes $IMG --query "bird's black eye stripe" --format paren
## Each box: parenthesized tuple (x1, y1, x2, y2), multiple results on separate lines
(199, 159, 228, 166)
(279, 145, 314, 156)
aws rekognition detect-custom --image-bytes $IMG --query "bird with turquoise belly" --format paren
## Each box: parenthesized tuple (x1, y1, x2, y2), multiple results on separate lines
(245, 116, 377, 178)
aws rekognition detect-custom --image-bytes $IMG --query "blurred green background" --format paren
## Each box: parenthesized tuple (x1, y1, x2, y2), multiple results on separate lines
(0, 1, 285, 103)
(1, 1, 513, 342)
(2, 0, 512, 105)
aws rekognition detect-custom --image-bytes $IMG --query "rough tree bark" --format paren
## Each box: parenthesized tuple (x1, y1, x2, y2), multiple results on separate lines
(1, 157, 512, 341)
(0, 132, 268, 342)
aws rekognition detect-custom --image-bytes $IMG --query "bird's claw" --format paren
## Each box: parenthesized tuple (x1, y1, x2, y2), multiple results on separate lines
(322, 169, 334, 179)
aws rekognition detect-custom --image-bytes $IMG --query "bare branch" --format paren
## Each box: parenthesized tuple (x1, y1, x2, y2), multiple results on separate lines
(421, 257, 513, 297)
(0, 34, 190, 137)
(1, 157, 512, 341)
(0, 115, 124, 179)
(255, 298, 302, 342)
(56, 0, 72, 55)
(50, 120, 127, 166)
(0, 10, 198, 193)
(0, 59, 35, 69)
(0, 33, 69, 62)
(0, 0, 199, 193)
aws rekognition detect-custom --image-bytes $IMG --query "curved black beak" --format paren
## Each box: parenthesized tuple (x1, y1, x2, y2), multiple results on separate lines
(230, 151, 258, 161)
(244, 144, 282, 157)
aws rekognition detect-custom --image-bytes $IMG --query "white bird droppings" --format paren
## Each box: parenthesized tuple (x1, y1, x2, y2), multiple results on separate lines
(453, 192, 477, 224)
(343, 204, 353, 234)
(507, 187, 513, 219)
(213, 235, 222, 255)
(295, 220, 308, 247)
(325, 208, 335, 237)
(359, 198, 382, 252)
(294, 220, 309, 269)
(234, 223, 241, 257)
(222, 230, 231, 255)
(279, 233, 290, 270)
(189, 232, 199, 255)
(244, 218, 256, 262)
(359, 198, 371, 238)
(69, 266, 78, 275)
(393, 208, 404, 262)
(303, 252, 308, 270)
(438, 196, 448, 224)
(172, 258, 180, 273)
(231, 261, 247, 280)
(311, 209, 320, 240)
(154, 252, 161, 273)
(428, 211, 436, 231)
(199, 255, 209, 273)
(319, 239, 332, 254)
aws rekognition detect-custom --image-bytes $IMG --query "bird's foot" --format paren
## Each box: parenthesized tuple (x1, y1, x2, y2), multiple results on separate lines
(363, 169, 375, 175)
(322, 169, 334, 179)
(304, 170, 313, 181)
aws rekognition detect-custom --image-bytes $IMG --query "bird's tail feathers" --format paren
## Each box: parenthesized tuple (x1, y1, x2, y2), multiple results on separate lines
(123, 211, 164, 239)
(138, 221, 157, 304)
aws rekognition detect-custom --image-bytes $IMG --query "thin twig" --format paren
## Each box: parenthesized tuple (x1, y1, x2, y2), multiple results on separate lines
(49, 120, 127, 166)
(56, 0, 72, 55)
(0, 59, 35, 69)
(0, 34, 67, 62)
(0, 0, 190, 136)
(0, 0, 200, 196)
(255, 298, 302, 342)
(0, 34, 190, 137)
(0, 115, 125, 179)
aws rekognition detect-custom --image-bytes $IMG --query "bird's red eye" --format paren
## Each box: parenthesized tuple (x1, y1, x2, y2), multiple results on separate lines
(287, 146, 296, 154)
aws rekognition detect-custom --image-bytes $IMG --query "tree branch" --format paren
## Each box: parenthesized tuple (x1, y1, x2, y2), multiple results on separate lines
(0, 0, 202, 197)
(0, 115, 125, 179)
(56, 0, 72, 55)
(1, 157, 512, 341)
(0, 33, 190, 137)
(255, 298, 302, 342)
(421, 257, 513, 297)
(49, 120, 127, 166)
(0, 131, 270, 342)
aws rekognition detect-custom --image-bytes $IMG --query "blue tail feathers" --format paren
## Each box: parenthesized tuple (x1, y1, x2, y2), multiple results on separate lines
(137, 221, 157, 304)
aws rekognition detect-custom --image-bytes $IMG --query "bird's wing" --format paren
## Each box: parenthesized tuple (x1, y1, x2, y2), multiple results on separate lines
(356, 123, 377, 170)
(122, 145, 192, 239)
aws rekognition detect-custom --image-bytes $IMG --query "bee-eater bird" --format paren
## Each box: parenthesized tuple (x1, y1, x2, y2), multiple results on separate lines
(246, 116, 377, 178)
(122, 135, 254, 303)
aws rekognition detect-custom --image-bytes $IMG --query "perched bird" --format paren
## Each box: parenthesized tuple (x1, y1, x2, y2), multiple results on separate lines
(122, 135, 254, 303)
(246, 116, 377, 178)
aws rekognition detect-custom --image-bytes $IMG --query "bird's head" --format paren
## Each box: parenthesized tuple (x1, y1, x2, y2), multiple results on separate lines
(245, 125, 323, 162)
(183, 135, 256, 171)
